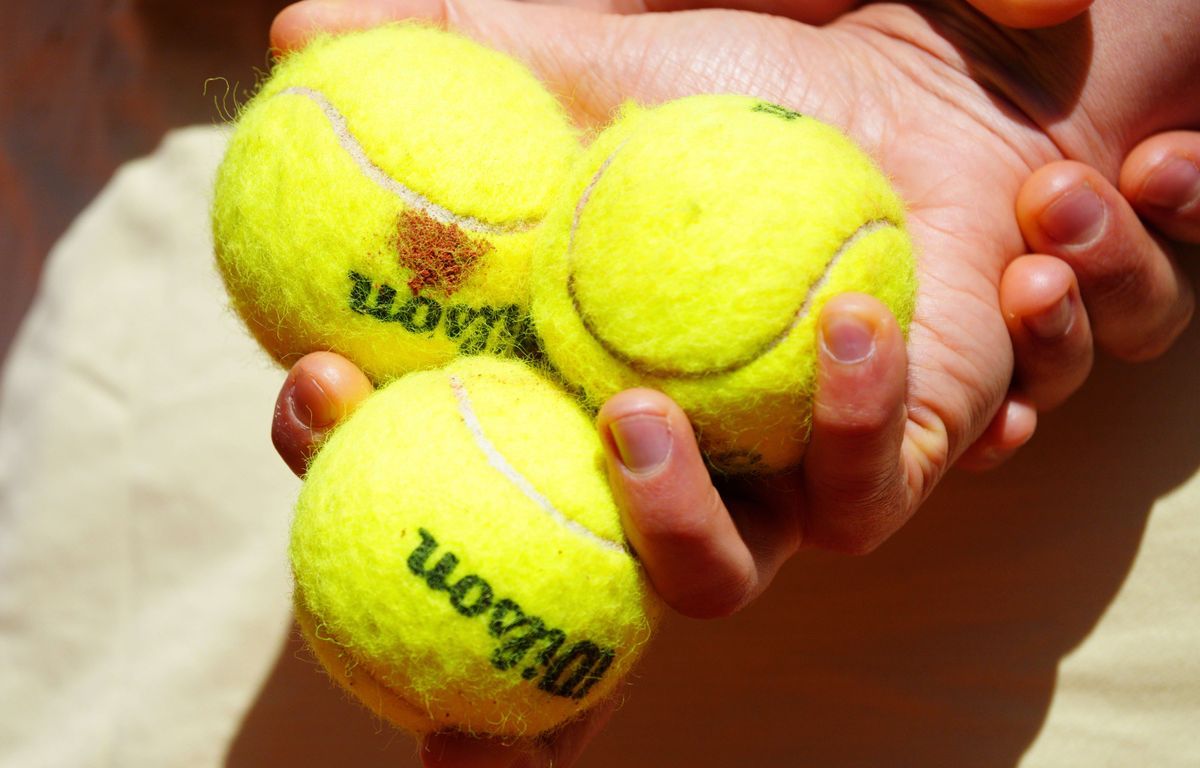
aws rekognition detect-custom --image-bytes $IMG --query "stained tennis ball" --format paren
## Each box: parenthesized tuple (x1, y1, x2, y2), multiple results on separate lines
(531, 95, 917, 474)
(291, 356, 659, 737)
(212, 25, 580, 381)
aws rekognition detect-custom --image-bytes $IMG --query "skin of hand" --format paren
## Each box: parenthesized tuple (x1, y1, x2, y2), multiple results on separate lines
(960, 132, 1200, 469)
(263, 0, 1200, 764)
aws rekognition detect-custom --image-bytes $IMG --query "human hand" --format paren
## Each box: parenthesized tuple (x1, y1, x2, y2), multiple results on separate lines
(561, 0, 1106, 492)
(265, 0, 1197, 763)
(268, 0, 1029, 602)
(961, 130, 1199, 469)
(274, 0, 1197, 596)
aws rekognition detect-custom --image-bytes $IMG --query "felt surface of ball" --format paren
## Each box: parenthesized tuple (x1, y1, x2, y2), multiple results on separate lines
(531, 95, 917, 474)
(212, 25, 579, 381)
(291, 357, 659, 737)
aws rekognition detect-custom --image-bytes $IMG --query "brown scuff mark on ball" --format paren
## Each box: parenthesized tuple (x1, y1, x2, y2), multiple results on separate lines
(396, 209, 493, 295)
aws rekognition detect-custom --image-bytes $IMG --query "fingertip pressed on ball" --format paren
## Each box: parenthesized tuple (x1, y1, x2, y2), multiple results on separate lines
(291, 357, 660, 737)
(212, 25, 580, 381)
(531, 95, 917, 474)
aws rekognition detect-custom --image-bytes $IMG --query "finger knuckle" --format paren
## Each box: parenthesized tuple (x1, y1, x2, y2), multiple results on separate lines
(671, 575, 756, 619)
(630, 483, 724, 545)
(807, 478, 907, 555)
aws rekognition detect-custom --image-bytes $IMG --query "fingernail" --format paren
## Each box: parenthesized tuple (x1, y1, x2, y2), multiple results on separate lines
(290, 373, 337, 429)
(1140, 156, 1200, 210)
(1040, 185, 1106, 245)
(820, 311, 876, 364)
(1023, 292, 1074, 339)
(609, 414, 672, 475)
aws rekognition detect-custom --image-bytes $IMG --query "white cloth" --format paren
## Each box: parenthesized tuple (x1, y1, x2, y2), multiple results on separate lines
(1, 126, 1196, 768)
(0, 127, 300, 767)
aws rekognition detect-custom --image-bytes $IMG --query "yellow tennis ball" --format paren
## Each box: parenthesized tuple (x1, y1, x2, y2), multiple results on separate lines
(290, 356, 659, 737)
(531, 95, 917, 474)
(212, 25, 580, 381)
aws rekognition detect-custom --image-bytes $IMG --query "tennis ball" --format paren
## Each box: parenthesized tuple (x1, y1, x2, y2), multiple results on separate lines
(212, 25, 580, 381)
(531, 95, 917, 474)
(291, 356, 659, 737)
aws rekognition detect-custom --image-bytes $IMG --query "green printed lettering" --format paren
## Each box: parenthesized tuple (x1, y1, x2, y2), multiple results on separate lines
(448, 574, 493, 617)
(445, 305, 481, 340)
(540, 641, 613, 699)
(406, 528, 459, 590)
(751, 102, 803, 121)
(395, 293, 442, 333)
(406, 528, 618, 700)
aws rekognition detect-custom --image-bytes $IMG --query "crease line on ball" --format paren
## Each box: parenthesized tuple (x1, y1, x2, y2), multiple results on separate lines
(567, 167, 900, 379)
(279, 86, 537, 236)
(448, 373, 628, 555)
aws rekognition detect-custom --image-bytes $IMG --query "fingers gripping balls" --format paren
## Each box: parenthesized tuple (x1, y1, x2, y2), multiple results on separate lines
(530, 95, 917, 473)
(224, 25, 914, 738)
(291, 357, 660, 737)
(212, 25, 579, 381)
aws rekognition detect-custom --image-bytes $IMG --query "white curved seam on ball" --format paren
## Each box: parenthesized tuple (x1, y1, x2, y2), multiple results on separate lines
(567, 147, 901, 377)
(448, 374, 628, 555)
(792, 218, 895, 329)
(568, 144, 624, 252)
(279, 86, 536, 235)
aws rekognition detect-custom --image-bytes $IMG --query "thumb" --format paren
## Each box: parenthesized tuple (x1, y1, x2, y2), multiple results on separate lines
(596, 390, 800, 618)
(801, 293, 911, 554)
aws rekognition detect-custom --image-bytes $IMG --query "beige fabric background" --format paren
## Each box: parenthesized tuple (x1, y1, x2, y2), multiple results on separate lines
(0, 126, 1196, 767)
